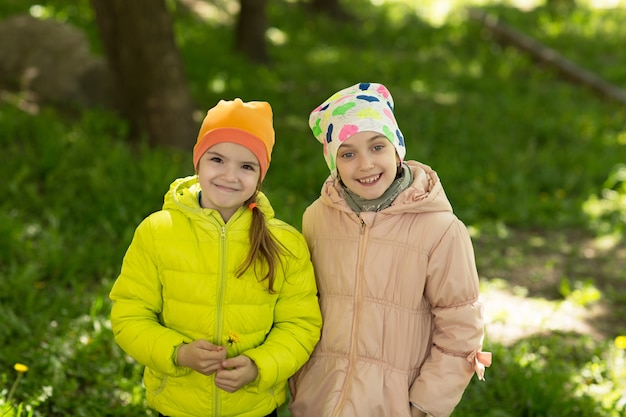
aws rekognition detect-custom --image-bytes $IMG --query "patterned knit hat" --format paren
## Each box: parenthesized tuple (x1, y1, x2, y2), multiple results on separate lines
(309, 82, 405, 177)
(193, 98, 275, 179)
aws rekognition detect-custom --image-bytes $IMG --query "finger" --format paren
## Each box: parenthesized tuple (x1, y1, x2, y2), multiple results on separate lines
(202, 350, 227, 363)
(200, 362, 224, 376)
(197, 340, 225, 352)
(215, 367, 239, 382)
(214, 379, 238, 393)
(221, 355, 246, 369)
(217, 368, 248, 391)
(214, 370, 241, 392)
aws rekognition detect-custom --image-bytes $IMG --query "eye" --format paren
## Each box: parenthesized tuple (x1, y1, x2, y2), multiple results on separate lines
(339, 151, 354, 159)
(242, 164, 256, 171)
(209, 156, 223, 163)
(372, 143, 385, 152)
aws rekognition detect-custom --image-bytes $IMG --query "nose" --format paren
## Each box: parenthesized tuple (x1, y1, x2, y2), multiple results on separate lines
(221, 163, 239, 181)
(358, 155, 374, 170)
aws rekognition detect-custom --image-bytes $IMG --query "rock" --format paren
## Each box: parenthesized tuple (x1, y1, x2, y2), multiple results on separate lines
(0, 14, 112, 108)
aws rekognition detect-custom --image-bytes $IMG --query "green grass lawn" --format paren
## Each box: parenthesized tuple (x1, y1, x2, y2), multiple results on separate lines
(1, 0, 625, 416)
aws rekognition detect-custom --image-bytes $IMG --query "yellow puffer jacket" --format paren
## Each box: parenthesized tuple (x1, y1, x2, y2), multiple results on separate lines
(110, 176, 322, 417)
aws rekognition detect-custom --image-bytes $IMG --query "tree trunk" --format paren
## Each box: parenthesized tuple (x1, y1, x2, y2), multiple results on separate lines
(235, 0, 269, 64)
(90, 0, 197, 149)
(467, 8, 626, 106)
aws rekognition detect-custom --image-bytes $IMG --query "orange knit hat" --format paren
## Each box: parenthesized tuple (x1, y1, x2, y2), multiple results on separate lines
(193, 98, 275, 179)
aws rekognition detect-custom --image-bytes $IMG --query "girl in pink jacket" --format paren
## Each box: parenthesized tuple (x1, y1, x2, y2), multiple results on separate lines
(289, 82, 491, 417)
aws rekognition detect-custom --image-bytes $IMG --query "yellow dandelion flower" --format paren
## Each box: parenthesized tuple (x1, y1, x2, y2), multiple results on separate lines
(616, 335, 626, 350)
(14, 363, 29, 373)
(7, 363, 28, 403)
(227, 331, 240, 345)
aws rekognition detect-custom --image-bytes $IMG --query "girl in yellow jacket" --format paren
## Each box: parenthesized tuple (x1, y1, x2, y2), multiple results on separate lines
(289, 83, 491, 417)
(110, 98, 322, 417)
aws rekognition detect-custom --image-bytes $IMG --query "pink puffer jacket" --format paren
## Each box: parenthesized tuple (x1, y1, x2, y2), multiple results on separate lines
(289, 161, 488, 417)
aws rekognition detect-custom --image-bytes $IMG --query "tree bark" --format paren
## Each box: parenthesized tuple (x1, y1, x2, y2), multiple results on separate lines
(235, 0, 269, 64)
(467, 8, 626, 106)
(90, 0, 197, 149)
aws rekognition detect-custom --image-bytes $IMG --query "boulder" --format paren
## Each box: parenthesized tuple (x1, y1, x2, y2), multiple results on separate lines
(0, 14, 112, 108)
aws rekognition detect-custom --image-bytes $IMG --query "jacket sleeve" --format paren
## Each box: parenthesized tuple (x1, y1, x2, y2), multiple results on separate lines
(243, 229, 322, 392)
(409, 218, 486, 417)
(109, 217, 192, 377)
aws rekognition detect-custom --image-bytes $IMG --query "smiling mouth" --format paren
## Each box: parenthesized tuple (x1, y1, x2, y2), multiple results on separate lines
(358, 174, 381, 184)
(214, 183, 239, 192)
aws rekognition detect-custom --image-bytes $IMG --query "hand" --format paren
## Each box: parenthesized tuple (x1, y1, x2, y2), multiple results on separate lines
(214, 355, 258, 393)
(177, 340, 227, 376)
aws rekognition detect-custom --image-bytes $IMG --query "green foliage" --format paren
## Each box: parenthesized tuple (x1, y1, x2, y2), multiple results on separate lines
(0, 105, 186, 416)
(0, 0, 625, 416)
(584, 164, 626, 238)
(457, 332, 626, 417)
(559, 278, 602, 307)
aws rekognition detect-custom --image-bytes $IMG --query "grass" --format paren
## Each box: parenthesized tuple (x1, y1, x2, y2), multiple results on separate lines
(1, 0, 625, 415)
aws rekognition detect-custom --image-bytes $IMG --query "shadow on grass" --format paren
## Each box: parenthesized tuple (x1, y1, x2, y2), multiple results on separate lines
(475, 227, 626, 340)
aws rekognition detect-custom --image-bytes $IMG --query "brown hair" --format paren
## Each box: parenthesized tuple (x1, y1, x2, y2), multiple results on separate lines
(237, 191, 287, 293)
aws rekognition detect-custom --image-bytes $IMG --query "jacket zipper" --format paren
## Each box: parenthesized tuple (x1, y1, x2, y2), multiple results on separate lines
(333, 213, 367, 416)
(214, 224, 227, 417)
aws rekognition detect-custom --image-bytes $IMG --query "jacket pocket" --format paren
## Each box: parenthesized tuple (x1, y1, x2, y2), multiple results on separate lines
(144, 367, 169, 396)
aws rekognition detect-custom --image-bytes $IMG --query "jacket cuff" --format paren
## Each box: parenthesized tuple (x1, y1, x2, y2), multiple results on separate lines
(242, 349, 277, 392)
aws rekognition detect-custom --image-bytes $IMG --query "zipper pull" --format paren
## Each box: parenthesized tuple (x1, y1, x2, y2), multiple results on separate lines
(358, 214, 366, 235)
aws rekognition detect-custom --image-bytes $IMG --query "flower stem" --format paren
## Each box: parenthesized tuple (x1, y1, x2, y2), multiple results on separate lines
(6, 373, 23, 405)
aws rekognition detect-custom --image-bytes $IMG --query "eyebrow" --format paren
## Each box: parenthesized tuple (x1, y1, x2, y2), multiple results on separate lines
(339, 134, 387, 149)
(206, 150, 260, 167)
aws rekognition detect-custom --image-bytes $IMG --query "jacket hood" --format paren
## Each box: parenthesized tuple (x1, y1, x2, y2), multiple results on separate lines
(319, 160, 453, 215)
(162, 175, 275, 221)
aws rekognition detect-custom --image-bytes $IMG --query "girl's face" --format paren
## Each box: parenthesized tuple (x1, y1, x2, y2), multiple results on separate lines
(336, 131, 399, 200)
(197, 142, 261, 222)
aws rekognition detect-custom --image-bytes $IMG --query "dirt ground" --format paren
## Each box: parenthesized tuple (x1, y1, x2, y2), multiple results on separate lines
(474, 228, 626, 345)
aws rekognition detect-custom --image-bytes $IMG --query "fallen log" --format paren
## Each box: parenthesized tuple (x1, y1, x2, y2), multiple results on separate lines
(467, 7, 626, 106)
